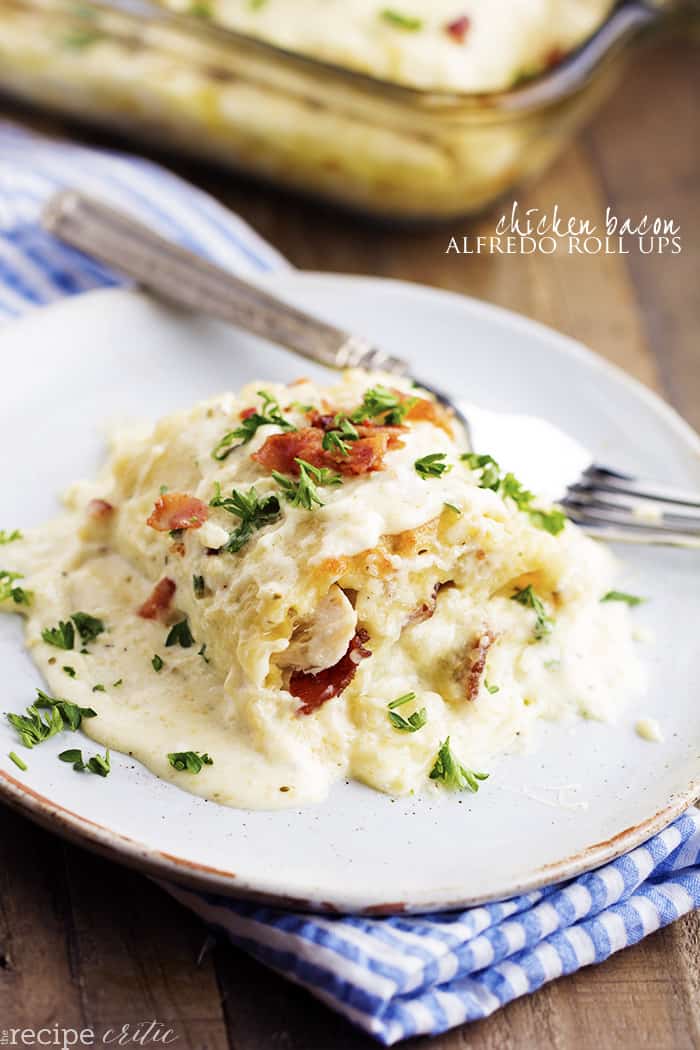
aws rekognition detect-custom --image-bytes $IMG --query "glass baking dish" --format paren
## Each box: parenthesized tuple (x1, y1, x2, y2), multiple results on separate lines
(0, 0, 694, 221)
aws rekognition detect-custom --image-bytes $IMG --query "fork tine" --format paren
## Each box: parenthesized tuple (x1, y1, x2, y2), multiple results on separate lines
(563, 495, 700, 535)
(566, 485, 700, 526)
(562, 513, 700, 548)
(586, 465, 700, 509)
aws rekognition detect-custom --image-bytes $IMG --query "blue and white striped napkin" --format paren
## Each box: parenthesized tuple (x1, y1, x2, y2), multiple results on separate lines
(1, 123, 699, 1045)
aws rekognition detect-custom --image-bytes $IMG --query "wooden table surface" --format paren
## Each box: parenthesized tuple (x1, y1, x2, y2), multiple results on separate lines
(1, 34, 698, 1050)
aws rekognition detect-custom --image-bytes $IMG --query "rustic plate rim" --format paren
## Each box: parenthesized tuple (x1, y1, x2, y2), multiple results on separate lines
(1, 275, 698, 914)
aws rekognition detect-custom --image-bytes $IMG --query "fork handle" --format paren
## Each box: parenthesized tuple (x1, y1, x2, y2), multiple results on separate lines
(41, 190, 409, 377)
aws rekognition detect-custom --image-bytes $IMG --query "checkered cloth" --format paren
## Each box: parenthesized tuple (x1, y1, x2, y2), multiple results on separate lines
(2, 122, 698, 1045)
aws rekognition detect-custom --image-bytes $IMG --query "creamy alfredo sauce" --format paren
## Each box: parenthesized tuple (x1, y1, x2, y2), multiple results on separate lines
(3, 374, 645, 809)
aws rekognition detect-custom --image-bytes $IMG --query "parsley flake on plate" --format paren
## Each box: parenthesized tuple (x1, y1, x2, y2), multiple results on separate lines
(41, 619, 75, 650)
(461, 453, 567, 535)
(152, 654, 164, 672)
(168, 751, 214, 774)
(511, 585, 553, 641)
(212, 390, 295, 461)
(59, 747, 111, 776)
(34, 689, 97, 732)
(601, 590, 645, 606)
(71, 611, 106, 644)
(380, 9, 423, 30)
(41, 611, 105, 651)
(210, 483, 282, 552)
(414, 453, 451, 480)
(0, 529, 22, 545)
(273, 458, 342, 511)
(429, 738, 489, 792)
(165, 619, 195, 649)
(387, 692, 427, 733)
(0, 570, 32, 606)
(350, 386, 416, 426)
(322, 417, 360, 457)
(6, 702, 63, 749)
(9, 751, 27, 771)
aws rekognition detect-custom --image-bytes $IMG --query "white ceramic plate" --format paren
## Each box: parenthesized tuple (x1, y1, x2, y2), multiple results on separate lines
(1, 276, 698, 914)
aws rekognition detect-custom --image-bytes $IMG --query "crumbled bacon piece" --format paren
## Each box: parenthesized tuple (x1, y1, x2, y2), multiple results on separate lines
(252, 425, 403, 477)
(146, 492, 209, 532)
(290, 629, 371, 715)
(406, 582, 441, 627)
(137, 577, 176, 620)
(402, 395, 454, 436)
(87, 498, 114, 520)
(461, 629, 497, 700)
(446, 15, 470, 42)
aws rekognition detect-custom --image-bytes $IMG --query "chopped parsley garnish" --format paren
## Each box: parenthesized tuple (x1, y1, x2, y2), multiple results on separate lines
(429, 738, 489, 792)
(212, 390, 295, 461)
(350, 385, 416, 426)
(380, 9, 423, 30)
(387, 692, 427, 733)
(414, 453, 451, 480)
(42, 612, 104, 651)
(461, 453, 567, 535)
(210, 483, 282, 552)
(59, 747, 111, 777)
(167, 751, 214, 774)
(72, 612, 105, 643)
(461, 453, 501, 491)
(484, 680, 500, 694)
(152, 654, 164, 672)
(500, 472, 536, 510)
(322, 417, 360, 457)
(92, 684, 105, 693)
(9, 751, 27, 772)
(6, 702, 63, 749)
(165, 619, 195, 649)
(34, 689, 96, 732)
(193, 574, 206, 598)
(63, 666, 76, 678)
(0, 570, 32, 606)
(387, 692, 416, 710)
(288, 400, 313, 412)
(511, 585, 553, 640)
(112, 679, 123, 688)
(273, 458, 341, 511)
(601, 590, 645, 606)
(526, 507, 568, 535)
(41, 619, 75, 650)
(0, 529, 22, 545)
(198, 644, 210, 664)
(444, 502, 461, 515)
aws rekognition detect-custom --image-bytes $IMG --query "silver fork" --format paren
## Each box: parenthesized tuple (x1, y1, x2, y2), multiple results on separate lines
(42, 190, 700, 548)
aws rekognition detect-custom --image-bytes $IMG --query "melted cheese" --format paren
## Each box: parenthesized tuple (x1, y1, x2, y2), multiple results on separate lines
(2, 371, 645, 809)
(164, 0, 616, 92)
